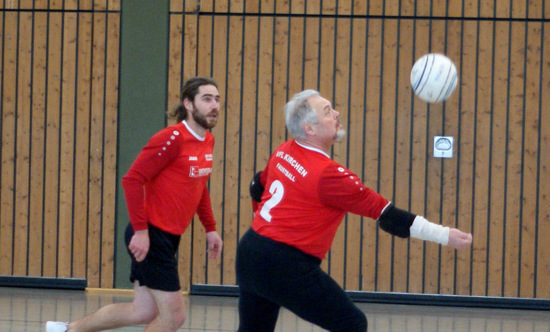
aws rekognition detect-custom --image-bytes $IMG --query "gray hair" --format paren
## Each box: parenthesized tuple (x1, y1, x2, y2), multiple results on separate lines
(284, 89, 320, 139)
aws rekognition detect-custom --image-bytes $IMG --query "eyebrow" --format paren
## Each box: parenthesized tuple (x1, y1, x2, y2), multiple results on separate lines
(200, 93, 221, 99)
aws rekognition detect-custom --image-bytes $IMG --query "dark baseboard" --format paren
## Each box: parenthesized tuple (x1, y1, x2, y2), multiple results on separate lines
(0, 276, 87, 290)
(190, 284, 550, 311)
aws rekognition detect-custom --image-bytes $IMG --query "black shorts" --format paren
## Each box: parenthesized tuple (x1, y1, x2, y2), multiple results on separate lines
(124, 223, 181, 292)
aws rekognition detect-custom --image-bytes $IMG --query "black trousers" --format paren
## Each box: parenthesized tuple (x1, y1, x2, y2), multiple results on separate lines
(236, 228, 367, 332)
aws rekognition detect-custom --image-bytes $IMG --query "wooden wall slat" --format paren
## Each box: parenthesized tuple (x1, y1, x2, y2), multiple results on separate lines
(206, 15, 228, 287)
(13, 11, 33, 276)
(503, 21, 525, 298)
(28, 11, 48, 277)
(455, 20, 477, 296)
(471, 20, 493, 297)
(72, 12, 93, 279)
(86, 11, 107, 287)
(302, 16, 320, 90)
(56, 11, 77, 279)
(519, 21, 542, 298)
(254, 16, 274, 166)
(13, 13, 32, 275)
(33, 0, 48, 10)
(1, 12, 18, 276)
(43, 11, 62, 277)
(537, 22, 550, 299)
(100, 13, 120, 289)
(487, 20, 509, 297)
(270, 17, 289, 151)
(495, 0, 511, 18)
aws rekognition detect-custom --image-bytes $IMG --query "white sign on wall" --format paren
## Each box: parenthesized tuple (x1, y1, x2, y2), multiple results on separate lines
(434, 136, 453, 158)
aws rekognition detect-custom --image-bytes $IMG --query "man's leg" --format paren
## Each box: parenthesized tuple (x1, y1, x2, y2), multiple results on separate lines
(281, 266, 367, 332)
(142, 287, 186, 332)
(238, 287, 280, 332)
(67, 282, 159, 331)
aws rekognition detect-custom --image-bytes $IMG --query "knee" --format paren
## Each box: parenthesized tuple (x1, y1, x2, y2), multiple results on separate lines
(166, 309, 186, 330)
(350, 312, 367, 332)
(337, 311, 367, 332)
(138, 309, 158, 325)
(132, 304, 158, 325)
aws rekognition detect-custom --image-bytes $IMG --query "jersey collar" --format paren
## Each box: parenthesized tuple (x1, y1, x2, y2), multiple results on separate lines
(295, 140, 330, 158)
(182, 120, 206, 141)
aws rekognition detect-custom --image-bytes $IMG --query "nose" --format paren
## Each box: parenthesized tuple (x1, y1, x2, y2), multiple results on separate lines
(212, 99, 220, 110)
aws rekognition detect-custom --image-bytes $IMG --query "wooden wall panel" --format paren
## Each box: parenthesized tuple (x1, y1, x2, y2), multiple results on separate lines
(0, 3, 120, 288)
(28, 11, 48, 278)
(101, 13, 120, 289)
(487, 21, 509, 297)
(537, 22, 550, 299)
(166, 1, 550, 301)
(13, 11, 33, 277)
(1, 12, 18, 277)
(1, 0, 546, 302)
(471, 20, 494, 296)
(43, 11, 62, 278)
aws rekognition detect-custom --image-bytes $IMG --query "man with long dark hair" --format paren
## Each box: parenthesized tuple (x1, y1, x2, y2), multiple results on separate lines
(47, 77, 223, 332)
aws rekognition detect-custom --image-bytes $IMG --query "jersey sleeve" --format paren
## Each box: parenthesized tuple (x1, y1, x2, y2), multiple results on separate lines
(318, 163, 389, 220)
(121, 128, 182, 231)
(197, 184, 217, 232)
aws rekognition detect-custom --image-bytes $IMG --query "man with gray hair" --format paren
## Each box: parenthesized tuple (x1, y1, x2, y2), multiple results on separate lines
(236, 89, 472, 331)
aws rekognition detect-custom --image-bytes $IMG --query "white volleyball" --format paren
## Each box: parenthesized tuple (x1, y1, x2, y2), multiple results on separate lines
(410, 53, 458, 103)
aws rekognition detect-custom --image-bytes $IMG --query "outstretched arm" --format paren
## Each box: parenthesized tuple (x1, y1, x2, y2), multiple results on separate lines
(379, 204, 472, 249)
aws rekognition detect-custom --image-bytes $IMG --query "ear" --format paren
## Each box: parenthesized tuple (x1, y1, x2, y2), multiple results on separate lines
(183, 98, 193, 112)
(302, 123, 315, 136)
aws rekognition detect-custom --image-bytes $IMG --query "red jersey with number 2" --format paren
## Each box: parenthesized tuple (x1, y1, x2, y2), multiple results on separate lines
(252, 140, 389, 259)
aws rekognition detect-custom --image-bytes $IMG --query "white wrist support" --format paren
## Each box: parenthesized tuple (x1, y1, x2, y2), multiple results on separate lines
(410, 216, 449, 245)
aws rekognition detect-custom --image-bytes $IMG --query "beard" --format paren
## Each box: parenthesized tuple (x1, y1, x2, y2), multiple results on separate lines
(334, 127, 346, 142)
(192, 108, 217, 130)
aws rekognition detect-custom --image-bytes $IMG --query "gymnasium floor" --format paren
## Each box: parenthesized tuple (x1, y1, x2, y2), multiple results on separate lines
(1, 286, 549, 331)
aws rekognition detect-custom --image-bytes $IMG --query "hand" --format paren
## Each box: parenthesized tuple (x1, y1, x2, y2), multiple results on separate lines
(206, 231, 223, 259)
(447, 228, 472, 250)
(128, 229, 150, 262)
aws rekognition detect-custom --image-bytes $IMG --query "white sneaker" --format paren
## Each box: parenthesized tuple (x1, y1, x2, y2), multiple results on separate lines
(45, 321, 68, 332)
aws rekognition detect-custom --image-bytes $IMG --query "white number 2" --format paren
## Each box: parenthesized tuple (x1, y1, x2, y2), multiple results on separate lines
(259, 180, 284, 222)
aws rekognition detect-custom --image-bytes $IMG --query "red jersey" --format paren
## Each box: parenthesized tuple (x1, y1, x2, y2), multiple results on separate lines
(122, 120, 216, 235)
(252, 140, 389, 259)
